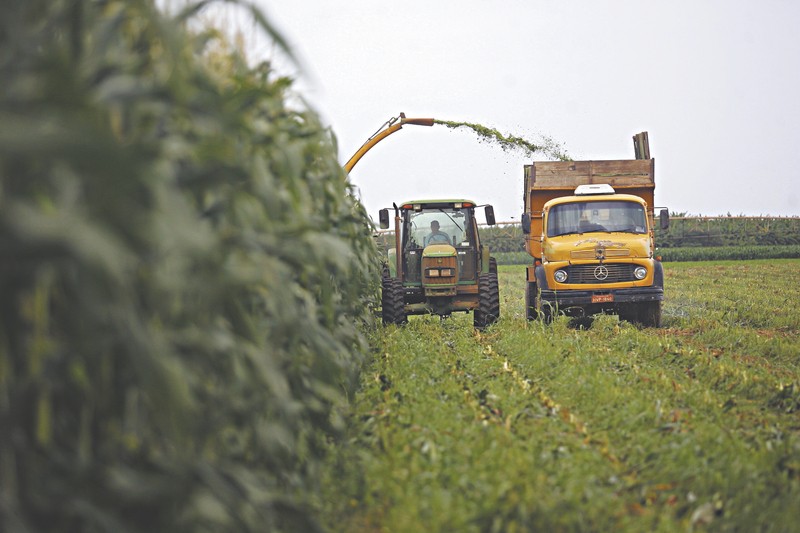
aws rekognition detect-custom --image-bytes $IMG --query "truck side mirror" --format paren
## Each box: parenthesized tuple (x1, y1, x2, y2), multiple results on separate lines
(659, 209, 670, 230)
(484, 205, 496, 226)
(379, 208, 390, 229)
(521, 213, 531, 234)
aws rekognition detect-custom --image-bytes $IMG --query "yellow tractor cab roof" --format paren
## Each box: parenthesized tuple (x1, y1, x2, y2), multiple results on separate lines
(400, 199, 477, 211)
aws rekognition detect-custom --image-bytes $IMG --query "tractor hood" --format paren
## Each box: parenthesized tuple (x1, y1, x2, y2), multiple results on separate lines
(423, 243, 457, 258)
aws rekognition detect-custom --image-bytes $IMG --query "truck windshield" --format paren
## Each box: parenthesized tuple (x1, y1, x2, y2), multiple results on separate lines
(405, 208, 470, 248)
(547, 201, 647, 237)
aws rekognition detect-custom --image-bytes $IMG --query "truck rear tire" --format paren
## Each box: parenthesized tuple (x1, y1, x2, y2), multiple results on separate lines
(381, 276, 406, 325)
(525, 281, 538, 321)
(474, 270, 500, 330)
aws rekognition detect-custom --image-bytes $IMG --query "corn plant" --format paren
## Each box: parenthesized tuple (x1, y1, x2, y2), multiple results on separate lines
(0, 1, 379, 531)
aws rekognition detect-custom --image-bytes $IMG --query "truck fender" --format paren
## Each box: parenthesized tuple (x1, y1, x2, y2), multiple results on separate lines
(534, 264, 550, 290)
(653, 260, 664, 289)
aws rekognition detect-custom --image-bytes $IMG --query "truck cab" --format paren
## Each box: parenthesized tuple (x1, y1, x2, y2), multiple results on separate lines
(535, 185, 665, 325)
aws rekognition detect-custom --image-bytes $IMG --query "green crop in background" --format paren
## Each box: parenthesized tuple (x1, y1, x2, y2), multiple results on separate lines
(0, 1, 379, 531)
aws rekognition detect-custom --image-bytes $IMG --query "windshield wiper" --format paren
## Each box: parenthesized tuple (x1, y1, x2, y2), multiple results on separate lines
(439, 209, 464, 232)
(607, 228, 645, 234)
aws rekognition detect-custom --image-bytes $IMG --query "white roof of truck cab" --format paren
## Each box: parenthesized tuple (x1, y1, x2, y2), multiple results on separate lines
(574, 184, 615, 195)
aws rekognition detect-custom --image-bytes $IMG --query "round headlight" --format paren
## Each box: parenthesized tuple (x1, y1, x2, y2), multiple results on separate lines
(634, 266, 647, 280)
(554, 269, 568, 283)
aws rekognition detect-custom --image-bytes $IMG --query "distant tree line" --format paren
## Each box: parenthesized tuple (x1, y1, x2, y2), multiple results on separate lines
(468, 216, 800, 254)
(655, 216, 800, 247)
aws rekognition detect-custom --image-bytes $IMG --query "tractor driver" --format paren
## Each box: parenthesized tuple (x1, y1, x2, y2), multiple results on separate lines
(425, 220, 450, 246)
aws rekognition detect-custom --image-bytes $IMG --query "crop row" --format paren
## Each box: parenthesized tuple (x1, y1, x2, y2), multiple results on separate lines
(320, 260, 800, 532)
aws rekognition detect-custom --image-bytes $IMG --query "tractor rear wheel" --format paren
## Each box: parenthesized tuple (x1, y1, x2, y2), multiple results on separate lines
(381, 276, 406, 325)
(474, 269, 500, 330)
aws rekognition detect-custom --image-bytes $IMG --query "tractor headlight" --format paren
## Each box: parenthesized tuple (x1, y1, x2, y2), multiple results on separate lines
(634, 266, 647, 280)
(427, 268, 440, 277)
(554, 269, 568, 283)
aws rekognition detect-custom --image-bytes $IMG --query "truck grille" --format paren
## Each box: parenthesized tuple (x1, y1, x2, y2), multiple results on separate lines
(564, 263, 637, 284)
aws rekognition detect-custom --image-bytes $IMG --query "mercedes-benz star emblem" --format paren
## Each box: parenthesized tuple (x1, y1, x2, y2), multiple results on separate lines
(594, 265, 609, 280)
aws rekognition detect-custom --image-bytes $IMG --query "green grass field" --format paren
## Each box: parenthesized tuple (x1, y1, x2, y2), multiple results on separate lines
(320, 260, 800, 532)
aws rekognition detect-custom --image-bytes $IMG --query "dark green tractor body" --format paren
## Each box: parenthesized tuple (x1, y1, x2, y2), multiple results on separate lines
(379, 200, 499, 329)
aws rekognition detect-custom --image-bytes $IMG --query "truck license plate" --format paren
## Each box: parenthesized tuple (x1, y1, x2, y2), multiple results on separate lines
(592, 294, 614, 303)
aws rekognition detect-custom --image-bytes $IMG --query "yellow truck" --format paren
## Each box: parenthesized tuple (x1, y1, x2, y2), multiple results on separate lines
(521, 133, 669, 326)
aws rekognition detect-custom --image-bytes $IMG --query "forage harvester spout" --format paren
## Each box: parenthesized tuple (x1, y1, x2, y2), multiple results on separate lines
(344, 112, 434, 173)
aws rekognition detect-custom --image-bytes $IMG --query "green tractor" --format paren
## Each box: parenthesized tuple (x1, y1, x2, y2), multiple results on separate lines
(378, 199, 500, 329)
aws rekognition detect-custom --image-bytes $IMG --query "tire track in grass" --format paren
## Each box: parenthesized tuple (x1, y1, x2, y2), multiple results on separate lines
(494, 317, 799, 528)
(350, 318, 590, 532)
(488, 264, 800, 528)
(477, 319, 738, 524)
(438, 324, 594, 441)
(471, 328, 624, 467)
(438, 325, 641, 531)
(464, 325, 677, 527)
(438, 323, 538, 432)
(413, 320, 640, 531)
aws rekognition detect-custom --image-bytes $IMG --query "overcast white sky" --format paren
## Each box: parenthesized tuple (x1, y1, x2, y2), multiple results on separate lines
(236, 1, 799, 221)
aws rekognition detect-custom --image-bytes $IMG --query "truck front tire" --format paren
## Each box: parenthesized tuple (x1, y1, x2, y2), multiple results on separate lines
(637, 301, 662, 328)
(620, 301, 662, 328)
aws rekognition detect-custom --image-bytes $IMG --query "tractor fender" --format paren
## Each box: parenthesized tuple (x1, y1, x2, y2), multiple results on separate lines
(387, 248, 398, 278)
(480, 245, 491, 274)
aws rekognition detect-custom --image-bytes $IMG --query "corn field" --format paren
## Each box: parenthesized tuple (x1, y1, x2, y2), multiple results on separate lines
(0, 1, 379, 531)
